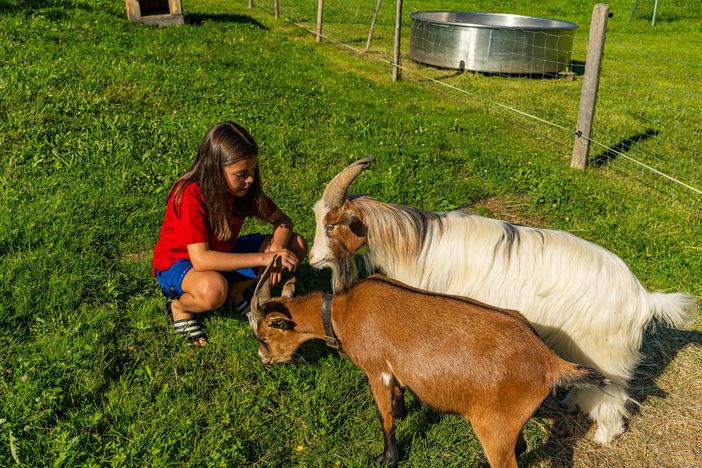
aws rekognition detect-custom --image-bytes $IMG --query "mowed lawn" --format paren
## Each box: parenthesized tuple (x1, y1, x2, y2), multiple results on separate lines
(1, 0, 700, 466)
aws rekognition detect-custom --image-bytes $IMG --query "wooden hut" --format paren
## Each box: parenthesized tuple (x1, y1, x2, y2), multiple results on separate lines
(125, 0, 184, 26)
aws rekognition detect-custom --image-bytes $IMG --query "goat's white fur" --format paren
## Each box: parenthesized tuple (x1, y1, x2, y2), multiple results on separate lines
(310, 196, 698, 445)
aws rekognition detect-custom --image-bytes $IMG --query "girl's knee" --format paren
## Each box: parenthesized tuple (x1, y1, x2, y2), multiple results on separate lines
(198, 274, 228, 310)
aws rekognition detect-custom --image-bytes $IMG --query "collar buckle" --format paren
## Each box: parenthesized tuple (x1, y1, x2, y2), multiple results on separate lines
(322, 293, 343, 353)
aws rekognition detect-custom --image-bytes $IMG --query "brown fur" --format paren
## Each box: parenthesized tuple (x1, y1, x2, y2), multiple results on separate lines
(255, 276, 606, 467)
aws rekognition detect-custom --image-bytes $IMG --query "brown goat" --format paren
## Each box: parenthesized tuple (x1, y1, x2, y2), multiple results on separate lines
(249, 266, 607, 467)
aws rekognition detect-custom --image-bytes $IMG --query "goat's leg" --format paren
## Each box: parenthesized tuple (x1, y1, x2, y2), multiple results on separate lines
(391, 384, 407, 420)
(469, 407, 530, 468)
(368, 373, 399, 465)
(568, 380, 629, 445)
(470, 419, 519, 468)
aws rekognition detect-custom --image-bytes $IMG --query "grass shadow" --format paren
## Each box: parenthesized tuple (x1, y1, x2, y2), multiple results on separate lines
(185, 12, 267, 29)
(481, 71, 567, 80)
(522, 397, 594, 467)
(590, 129, 659, 167)
(412, 61, 571, 81)
(395, 398, 446, 460)
(628, 325, 702, 410)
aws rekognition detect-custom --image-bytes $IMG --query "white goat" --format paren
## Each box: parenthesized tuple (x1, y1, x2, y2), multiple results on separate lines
(308, 156, 698, 445)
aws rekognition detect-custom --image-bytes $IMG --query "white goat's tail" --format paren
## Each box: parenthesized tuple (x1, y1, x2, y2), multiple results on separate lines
(647, 291, 699, 329)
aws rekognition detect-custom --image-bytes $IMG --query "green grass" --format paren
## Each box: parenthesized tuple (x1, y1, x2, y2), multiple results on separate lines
(0, 0, 700, 465)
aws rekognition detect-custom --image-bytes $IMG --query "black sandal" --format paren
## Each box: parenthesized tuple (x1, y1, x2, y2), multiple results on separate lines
(165, 301, 207, 345)
(234, 299, 250, 315)
(173, 318, 207, 344)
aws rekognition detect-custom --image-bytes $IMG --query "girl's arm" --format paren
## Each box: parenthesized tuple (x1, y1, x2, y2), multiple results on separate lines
(263, 207, 298, 285)
(264, 207, 294, 253)
(187, 242, 297, 273)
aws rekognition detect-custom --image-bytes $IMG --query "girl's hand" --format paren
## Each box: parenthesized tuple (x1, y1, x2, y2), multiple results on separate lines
(265, 249, 297, 286)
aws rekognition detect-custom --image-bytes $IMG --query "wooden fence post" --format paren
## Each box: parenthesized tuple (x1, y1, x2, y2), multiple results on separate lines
(248, 0, 252, 8)
(571, 3, 610, 169)
(316, 0, 324, 43)
(274, 0, 279, 19)
(392, 0, 403, 81)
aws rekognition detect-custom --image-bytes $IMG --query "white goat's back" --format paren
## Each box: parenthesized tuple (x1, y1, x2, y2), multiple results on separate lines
(361, 207, 696, 377)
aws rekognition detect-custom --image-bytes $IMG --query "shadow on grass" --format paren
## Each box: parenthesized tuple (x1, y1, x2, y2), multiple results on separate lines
(629, 325, 702, 408)
(185, 12, 267, 29)
(591, 129, 659, 167)
(415, 66, 571, 81)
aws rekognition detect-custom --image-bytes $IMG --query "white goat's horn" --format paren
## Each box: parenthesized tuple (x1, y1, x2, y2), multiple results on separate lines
(248, 255, 277, 336)
(322, 155, 375, 208)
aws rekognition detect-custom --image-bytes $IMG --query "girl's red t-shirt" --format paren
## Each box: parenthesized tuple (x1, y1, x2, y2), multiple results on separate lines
(152, 182, 277, 276)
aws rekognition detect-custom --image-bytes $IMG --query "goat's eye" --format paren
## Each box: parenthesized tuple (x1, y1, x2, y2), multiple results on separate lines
(326, 224, 335, 232)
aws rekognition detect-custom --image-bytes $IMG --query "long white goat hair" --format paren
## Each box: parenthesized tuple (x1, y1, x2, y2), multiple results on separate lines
(309, 157, 698, 446)
(357, 196, 694, 331)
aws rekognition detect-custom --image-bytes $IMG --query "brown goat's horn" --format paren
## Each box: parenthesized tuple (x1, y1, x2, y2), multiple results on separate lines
(248, 256, 277, 335)
(321, 155, 375, 208)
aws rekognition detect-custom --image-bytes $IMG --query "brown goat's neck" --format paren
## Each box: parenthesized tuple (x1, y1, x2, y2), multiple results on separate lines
(287, 292, 350, 351)
(321, 294, 342, 350)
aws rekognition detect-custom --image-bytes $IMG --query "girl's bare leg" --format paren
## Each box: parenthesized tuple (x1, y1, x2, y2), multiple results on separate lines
(171, 270, 228, 345)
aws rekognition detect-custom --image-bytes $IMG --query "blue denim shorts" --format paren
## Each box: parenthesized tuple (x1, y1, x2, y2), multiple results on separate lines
(155, 234, 268, 300)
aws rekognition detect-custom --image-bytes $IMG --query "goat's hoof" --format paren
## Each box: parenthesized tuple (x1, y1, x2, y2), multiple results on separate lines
(375, 451, 399, 465)
(592, 422, 623, 446)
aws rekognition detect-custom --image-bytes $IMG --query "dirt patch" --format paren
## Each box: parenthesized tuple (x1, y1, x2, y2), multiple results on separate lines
(463, 194, 549, 227)
(122, 250, 151, 263)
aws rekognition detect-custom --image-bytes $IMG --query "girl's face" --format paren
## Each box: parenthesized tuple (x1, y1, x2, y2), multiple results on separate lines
(224, 156, 258, 197)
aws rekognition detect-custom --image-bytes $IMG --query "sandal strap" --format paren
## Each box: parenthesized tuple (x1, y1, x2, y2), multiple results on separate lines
(235, 299, 250, 314)
(173, 319, 206, 340)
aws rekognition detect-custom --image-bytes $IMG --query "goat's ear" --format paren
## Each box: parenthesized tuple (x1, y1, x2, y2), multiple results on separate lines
(336, 211, 358, 226)
(338, 210, 366, 237)
(281, 277, 296, 298)
(269, 317, 295, 331)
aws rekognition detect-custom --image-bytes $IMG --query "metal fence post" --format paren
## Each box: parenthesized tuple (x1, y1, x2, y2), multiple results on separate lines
(571, 4, 610, 169)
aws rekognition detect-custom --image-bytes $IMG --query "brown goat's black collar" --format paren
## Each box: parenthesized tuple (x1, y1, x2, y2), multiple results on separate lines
(322, 294, 342, 352)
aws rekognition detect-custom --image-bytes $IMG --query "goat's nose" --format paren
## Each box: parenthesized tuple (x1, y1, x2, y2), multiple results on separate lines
(258, 348, 269, 364)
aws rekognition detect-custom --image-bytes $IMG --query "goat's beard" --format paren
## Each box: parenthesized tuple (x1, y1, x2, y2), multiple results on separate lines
(328, 248, 358, 293)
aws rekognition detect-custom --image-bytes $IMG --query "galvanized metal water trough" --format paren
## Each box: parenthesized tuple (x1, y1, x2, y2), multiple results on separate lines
(409, 11, 578, 75)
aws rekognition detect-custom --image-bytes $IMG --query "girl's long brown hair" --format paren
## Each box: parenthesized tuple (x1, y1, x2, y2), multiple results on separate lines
(169, 121, 268, 241)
